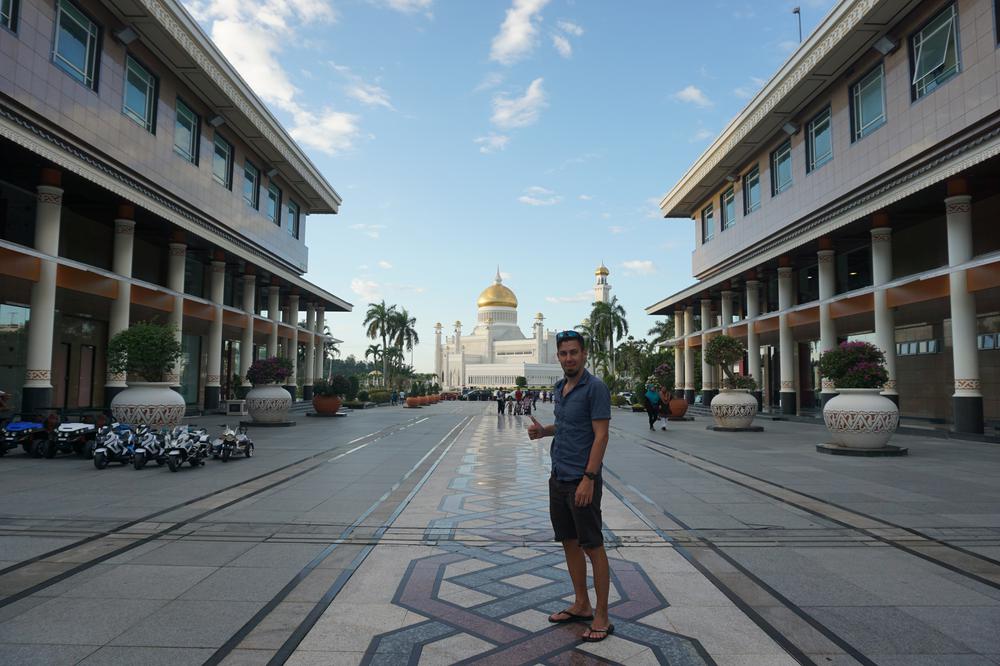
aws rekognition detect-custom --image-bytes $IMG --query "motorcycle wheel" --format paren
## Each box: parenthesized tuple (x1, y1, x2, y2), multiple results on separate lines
(221, 447, 231, 462)
(84, 441, 96, 459)
(133, 452, 146, 470)
(29, 441, 44, 458)
(245, 444, 254, 458)
(44, 440, 57, 459)
(94, 452, 108, 470)
(167, 456, 179, 473)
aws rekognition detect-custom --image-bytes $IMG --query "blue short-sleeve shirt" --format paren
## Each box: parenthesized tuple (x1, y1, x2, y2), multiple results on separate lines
(551, 369, 611, 481)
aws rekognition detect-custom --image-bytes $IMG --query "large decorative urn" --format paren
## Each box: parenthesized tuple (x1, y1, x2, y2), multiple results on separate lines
(312, 395, 342, 416)
(246, 383, 292, 423)
(710, 389, 758, 429)
(111, 382, 186, 428)
(822, 388, 899, 449)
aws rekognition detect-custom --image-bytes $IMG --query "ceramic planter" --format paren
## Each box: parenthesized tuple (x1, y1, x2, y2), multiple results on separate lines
(312, 395, 342, 415)
(668, 398, 688, 419)
(111, 382, 186, 427)
(246, 383, 292, 423)
(822, 388, 899, 449)
(406, 397, 420, 408)
(710, 389, 757, 429)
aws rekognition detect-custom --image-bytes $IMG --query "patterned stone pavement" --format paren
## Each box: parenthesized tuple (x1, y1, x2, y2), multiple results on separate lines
(290, 409, 796, 665)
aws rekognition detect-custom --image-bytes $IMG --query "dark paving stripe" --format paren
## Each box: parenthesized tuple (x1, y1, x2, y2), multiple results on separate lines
(0, 416, 430, 607)
(616, 428, 1000, 590)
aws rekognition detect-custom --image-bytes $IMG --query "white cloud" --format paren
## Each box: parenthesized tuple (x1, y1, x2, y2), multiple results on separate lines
(475, 72, 505, 93)
(289, 108, 362, 154)
(557, 20, 583, 36)
(382, 0, 432, 13)
(378, 260, 393, 269)
(546, 291, 592, 304)
(552, 34, 571, 58)
(349, 223, 386, 239)
(623, 260, 656, 276)
(672, 85, 713, 108)
(492, 78, 547, 129)
(578, 194, 593, 201)
(490, 0, 550, 65)
(609, 226, 625, 234)
(690, 128, 713, 142)
(499, 271, 513, 281)
(351, 278, 381, 301)
(346, 82, 394, 109)
(475, 133, 510, 154)
(518, 186, 561, 206)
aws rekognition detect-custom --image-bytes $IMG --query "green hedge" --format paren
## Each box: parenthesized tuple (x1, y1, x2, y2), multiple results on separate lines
(368, 390, 391, 404)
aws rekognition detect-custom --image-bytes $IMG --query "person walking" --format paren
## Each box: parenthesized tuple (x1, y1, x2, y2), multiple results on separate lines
(527, 330, 613, 643)
(497, 390, 505, 415)
(532, 390, 539, 411)
(643, 385, 661, 431)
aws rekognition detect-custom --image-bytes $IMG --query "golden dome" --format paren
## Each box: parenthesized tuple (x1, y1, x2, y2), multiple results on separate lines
(477, 270, 518, 308)
(595, 262, 609, 276)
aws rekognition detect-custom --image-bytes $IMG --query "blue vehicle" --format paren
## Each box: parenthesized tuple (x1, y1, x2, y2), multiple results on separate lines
(1, 415, 53, 456)
(93, 423, 142, 469)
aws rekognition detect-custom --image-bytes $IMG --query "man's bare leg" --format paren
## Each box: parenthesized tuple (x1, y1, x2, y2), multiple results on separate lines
(548, 539, 592, 621)
(581, 545, 611, 638)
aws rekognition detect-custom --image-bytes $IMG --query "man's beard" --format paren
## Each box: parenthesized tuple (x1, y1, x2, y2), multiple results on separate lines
(562, 366, 582, 378)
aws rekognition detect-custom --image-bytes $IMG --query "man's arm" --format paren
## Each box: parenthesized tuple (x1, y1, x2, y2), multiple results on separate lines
(574, 419, 609, 507)
(527, 416, 555, 439)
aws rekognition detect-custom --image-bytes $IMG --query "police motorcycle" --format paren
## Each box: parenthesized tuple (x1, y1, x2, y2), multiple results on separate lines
(131, 426, 166, 470)
(93, 423, 143, 469)
(211, 424, 254, 461)
(1, 414, 52, 456)
(165, 425, 210, 472)
(49, 417, 100, 458)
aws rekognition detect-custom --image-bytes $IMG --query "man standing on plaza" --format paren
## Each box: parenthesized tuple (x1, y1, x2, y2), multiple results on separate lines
(528, 330, 613, 642)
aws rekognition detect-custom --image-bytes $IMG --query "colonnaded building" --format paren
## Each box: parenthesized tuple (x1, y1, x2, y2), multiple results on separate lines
(647, 0, 1000, 434)
(434, 266, 612, 389)
(0, 0, 350, 414)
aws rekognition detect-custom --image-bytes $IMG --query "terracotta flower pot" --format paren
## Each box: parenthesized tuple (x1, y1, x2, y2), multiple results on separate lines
(668, 398, 688, 419)
(406, 397, 420, 408)
(312, 395, 342, 415)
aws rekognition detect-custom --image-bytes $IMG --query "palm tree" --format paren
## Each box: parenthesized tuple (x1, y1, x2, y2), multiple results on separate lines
(363, 301, 397, 389)
(574, 318, 605, 374)
(389, 308, 419, 359)
(384, 346, 406, 388)
(590, 297, 628, 376)
(647, 318, 674, 347)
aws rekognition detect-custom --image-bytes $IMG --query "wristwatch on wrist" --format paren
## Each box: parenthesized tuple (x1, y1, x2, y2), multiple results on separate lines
(583, 471, 598, 481)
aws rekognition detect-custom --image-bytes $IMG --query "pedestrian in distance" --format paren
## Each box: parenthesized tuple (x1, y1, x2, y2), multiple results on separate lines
(527, 329, 613, 643)
(497, 390, 505, 415)
(643, 385, 660, 431)
(532, 390, 539, 411)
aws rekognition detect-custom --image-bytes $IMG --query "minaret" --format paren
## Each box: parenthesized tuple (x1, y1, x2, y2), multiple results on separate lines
(485, 317, 494, 362)
(595, 262, 611, 304)
(434, 322, 442, 384)
(534, 313, 545, 363)
(454, 321, 464, 388)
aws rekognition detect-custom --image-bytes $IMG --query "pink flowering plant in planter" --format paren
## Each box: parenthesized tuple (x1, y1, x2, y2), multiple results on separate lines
(246, 357, 293, 386)
(817, 342, 888, 388)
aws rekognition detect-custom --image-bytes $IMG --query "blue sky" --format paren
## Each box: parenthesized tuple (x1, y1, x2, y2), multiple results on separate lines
(183, 0, 835, 371)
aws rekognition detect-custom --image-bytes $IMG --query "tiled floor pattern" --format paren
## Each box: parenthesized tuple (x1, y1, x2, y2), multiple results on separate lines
(292, 414, 795, 665)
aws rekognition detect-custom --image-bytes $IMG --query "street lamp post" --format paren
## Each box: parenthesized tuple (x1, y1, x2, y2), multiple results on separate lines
(793, 6, 802, 43)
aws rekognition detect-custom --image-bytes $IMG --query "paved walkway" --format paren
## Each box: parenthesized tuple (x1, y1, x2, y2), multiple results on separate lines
(0, 402, 998, 664)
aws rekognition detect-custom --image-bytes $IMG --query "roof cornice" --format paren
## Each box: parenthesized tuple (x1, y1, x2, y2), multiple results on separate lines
(659, 0, 882, 217)
(136, 0, 342, 213)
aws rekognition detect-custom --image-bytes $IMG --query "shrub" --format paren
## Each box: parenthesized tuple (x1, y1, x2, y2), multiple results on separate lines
(515, 376, 527, 387)
(653, 362, 675, 394)
(247, 357, 293, 385)
(368, 390, 391, 404)
(347, 375, 360, 400)
(107, 321, 182, 383)
(610, 394, 625, 407)
(314, 375, 351, 397)
(357, 390, 369, 402)
(704, 334, 755, 390)
(817, 342, 888, 389)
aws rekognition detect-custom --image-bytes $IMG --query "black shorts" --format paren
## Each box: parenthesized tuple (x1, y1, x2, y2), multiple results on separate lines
(549, 474, 604, 549)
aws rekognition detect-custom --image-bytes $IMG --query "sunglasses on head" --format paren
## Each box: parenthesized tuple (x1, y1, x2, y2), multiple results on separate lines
(555, 330, 582, 342)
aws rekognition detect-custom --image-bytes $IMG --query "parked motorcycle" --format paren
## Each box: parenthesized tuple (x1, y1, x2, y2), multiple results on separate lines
(1, 414, 52, 456)
(93, 423, 140, 469)
(165, 426, 209, 472)
(211, 425, 254, 461)
(132, 426, 166, 470)
(49, 420, 99, 458)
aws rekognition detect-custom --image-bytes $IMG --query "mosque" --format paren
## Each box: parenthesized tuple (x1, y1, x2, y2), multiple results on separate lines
(434, 265, 611, 389)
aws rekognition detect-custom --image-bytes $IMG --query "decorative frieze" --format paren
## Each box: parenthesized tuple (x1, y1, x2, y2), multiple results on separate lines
(955, 378, 981, 391)
(37, 191, 62, 205)
(945, 201, 971, 215)
(115, 220, 135, 235)
(25, 369, 51, 381)
(780, 380, 794, 390)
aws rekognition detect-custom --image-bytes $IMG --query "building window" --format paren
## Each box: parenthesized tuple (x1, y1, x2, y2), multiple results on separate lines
(122, 55, 156, 132)
(173, 99, 199, 164)
(243, 161, 260, 209)
(701, 204, 714, 243)
(978, 334, 998, 350)
(770, 140, 792, 195)
(898, 339, 942, 355)
(806, 107, 832, 172)
(1, 0, 19, 32)
(212, 134, 233, 189)
(850, 64, 885, 141)
(911, 4, 960, 100)
(53, 0, 100, 90)
(266, 183, 281, 223)
(721, 187, 735, 230)
(743, 166, 760, 215)
(287, 200, 300, 238)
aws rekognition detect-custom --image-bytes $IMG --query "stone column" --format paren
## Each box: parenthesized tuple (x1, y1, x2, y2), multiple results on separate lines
(871, 214, 898, 404)
(240, 271, 256, 393)
(105, 204, 135, 405)
(304, 303, 316, 399)
(22, 169, 62, 414)
(267, 285, 280, 357)
(205, 254, 225, 410)
(778, 261, 796, 415)
(433, 323, 443, 385)
(167, 234, 186, 388)
(314, 307, 325, 382)
(286, 294, 299, 400)
(817, 240, 837, 406)
(720, 290, 733, 334)
(534, 313, 544, 363)
(673, 308, 684, 398)
(683, 306, 695, 403)
(700, 298, 715, 406)
(745, 276, 762, 409)
(945, 179, 982, 433)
